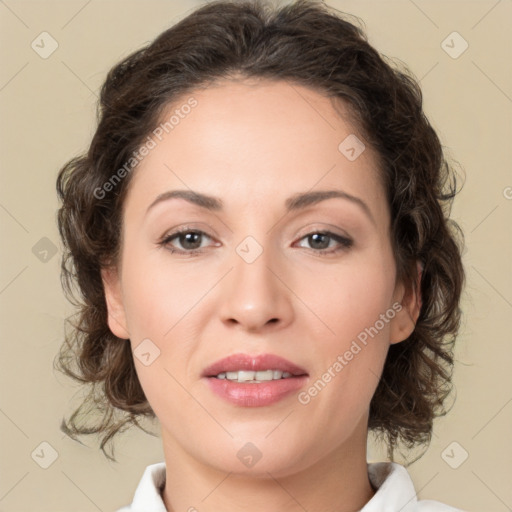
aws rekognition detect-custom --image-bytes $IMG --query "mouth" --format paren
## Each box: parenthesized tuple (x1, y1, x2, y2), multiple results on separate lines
(202, 353, 309, 383)
(202, 353, 309, 407)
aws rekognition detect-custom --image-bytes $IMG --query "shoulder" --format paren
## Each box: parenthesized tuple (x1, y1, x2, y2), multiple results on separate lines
(363, 462, 466, 512)
(417, 500, 465, 511)
(115, 462, 167, 512)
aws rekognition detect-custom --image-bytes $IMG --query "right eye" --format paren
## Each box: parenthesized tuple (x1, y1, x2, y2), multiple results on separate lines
(159, 228, 215, 255)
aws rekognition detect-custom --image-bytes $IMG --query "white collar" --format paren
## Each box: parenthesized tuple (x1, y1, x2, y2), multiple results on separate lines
(117, 461, 462, 511)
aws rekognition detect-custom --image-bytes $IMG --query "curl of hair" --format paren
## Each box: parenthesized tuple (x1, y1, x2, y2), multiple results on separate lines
(55, 0, 465, 463)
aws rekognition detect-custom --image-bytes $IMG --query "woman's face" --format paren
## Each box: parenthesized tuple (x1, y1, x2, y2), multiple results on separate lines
(103, 79, 418, 476)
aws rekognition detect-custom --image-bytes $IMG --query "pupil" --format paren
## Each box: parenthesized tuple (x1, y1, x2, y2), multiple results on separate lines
(310, 233, 329, 249)
(181, 232, 201, 249)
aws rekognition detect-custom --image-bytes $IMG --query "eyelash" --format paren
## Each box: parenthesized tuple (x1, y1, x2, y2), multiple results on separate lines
(158, 227, 353, 256)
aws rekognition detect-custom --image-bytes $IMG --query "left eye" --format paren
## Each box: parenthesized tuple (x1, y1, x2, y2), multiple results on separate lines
(295, 231, 353, 253)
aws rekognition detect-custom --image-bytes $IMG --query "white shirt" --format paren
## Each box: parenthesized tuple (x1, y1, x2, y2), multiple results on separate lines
(116, 461, 464, 512)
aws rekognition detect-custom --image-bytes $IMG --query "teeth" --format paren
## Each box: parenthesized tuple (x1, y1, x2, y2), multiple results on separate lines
(215, 369, 294, 382)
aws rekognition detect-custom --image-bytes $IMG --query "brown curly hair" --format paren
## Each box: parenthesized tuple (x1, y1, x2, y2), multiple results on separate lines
(55, 0, 465, 463)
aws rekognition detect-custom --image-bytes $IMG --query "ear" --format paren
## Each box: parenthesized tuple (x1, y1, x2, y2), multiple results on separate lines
(101, 266, 130, 339)
(389, 260, 423, 345)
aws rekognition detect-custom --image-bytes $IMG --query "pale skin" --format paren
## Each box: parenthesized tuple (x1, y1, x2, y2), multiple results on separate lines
(102, 78, 422, 512)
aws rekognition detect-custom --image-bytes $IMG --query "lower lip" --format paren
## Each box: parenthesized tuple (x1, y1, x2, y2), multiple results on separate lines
(204, 376, 309, 407)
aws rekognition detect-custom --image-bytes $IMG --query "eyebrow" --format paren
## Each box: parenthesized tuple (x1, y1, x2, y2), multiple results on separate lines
(146, 189, 375, 224)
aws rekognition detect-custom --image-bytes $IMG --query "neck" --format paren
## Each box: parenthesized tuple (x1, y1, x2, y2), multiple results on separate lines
(160, 419, 375, 512)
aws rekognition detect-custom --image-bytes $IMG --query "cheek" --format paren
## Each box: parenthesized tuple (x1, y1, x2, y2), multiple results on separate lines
(119, 249, 211, 403)
(120, 248, 207, 340)
(304, 253, 395, 340)
(299, 254, 394, 401)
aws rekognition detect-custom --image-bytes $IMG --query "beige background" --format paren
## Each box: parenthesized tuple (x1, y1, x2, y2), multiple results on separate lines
(1, 0, 511, 510)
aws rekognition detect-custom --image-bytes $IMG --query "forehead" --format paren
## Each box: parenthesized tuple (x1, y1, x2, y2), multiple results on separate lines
(124, 79, 385, 219)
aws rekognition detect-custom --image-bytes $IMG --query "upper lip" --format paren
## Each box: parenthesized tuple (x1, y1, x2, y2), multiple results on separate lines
(202, 353, 308, 377)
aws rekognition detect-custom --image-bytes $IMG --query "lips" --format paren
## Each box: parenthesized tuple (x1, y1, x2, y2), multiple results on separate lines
(202, 353, 308, 378)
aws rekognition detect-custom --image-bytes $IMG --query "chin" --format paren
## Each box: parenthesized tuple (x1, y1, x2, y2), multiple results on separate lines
(199, 438, 311, 478)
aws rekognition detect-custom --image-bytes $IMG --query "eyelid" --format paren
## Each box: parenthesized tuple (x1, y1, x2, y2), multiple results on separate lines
(295, 222, 351, 239)
(159, 226, 216, 246)
(159, 223, 216, 241)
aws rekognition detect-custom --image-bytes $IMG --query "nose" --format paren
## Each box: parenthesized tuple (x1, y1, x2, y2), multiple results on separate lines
(218, 244, 294, 333)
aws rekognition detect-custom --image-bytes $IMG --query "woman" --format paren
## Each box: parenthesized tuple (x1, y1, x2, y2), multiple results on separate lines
(55, 1, 466, 510)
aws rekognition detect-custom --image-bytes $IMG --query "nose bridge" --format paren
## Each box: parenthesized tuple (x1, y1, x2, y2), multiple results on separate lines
(219, 231, 293, 330)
